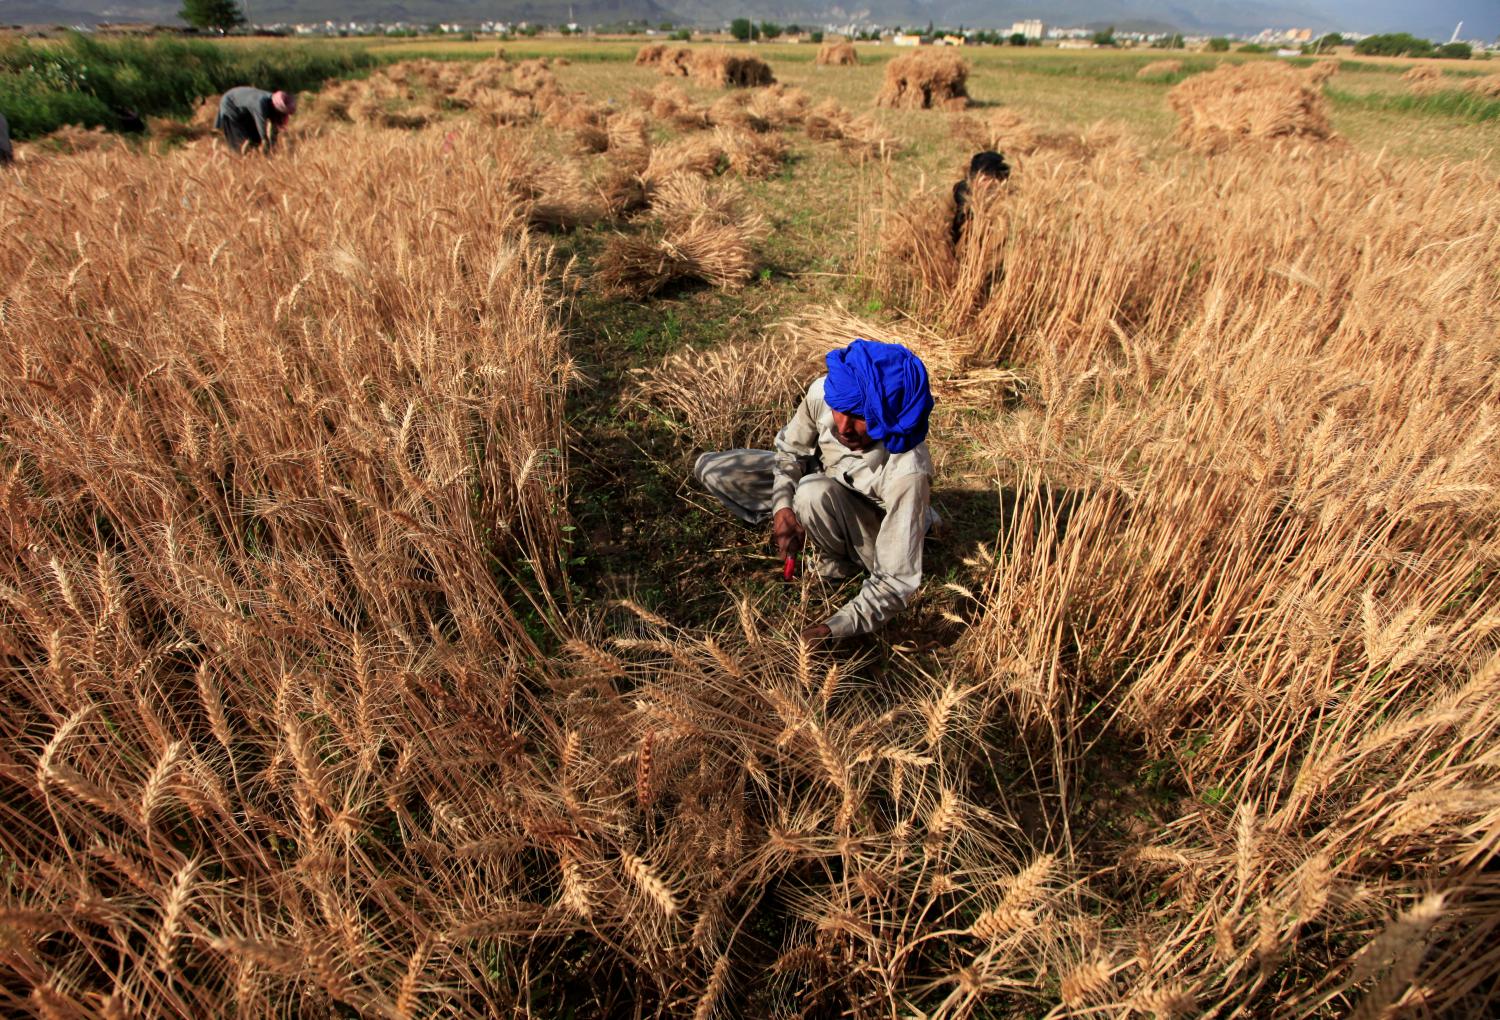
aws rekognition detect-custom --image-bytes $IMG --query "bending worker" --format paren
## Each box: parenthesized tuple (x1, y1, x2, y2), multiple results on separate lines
(215, 87, 296, 153)
(695, 339, 936, 644)
(0, 110, 12, 165)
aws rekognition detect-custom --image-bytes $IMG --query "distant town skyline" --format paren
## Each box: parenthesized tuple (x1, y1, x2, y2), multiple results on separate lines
(4, 1, 1497, 45)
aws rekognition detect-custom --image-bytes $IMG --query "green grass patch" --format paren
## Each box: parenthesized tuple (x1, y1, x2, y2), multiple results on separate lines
(1329, 85, 1500, 122)
(0, 32, 378, 139)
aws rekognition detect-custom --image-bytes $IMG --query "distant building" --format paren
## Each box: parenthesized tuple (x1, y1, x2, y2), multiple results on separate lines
(1009, 19, 1044, 41)
(892, 33, 927, 46)
(939, 34, 965, 46)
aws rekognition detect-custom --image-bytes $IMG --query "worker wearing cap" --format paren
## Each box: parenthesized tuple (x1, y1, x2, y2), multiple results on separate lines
(215, 87, 296, 153)
(694, 339, 937, 644)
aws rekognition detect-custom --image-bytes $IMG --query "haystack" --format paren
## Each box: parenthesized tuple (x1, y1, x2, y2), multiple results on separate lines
(1463, 73, 1500, 98)
(655, 47, 694, 78)
(1137, 60, 1182, 79)
(1402, 66, 1443, 93)
(950, 107, 1039, 154)
(636, 43, 667, 66)
(816, 40, 858, 66)
(37, 125, 123, 154)
(876, 49, 969, 110)
(146, 116, 210, 143)
(690, 48, 775, 88)
(642, 135, 727, 187)
(1167, 62, 1333, 154)
(513, 59, 557, 95)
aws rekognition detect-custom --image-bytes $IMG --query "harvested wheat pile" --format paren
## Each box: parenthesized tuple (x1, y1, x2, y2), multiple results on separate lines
(1138, 59, 1182, 79)
(804, 98, 899, 158)
(146, 116, 209, 143)
(1168, 61, 1333, 153)
(707, 93, 766, 132)
(1463, 73, 1500, 98)
(654, 46, 694, 78)
(643, 134, 726, 186)
(635, 43, 667, 66)
(715, 127, 788, 178)
(690, 48, 775, 88)
(38, 124, 123, 154)
(632, 324, 828, 447)
(815, 40, 858, 66)
(747, 83, 810, 127)
(1402, 65, 1444, 93)
(951, 107, 1040, 154)
(633, 81, 710, 129)
(513, 58, 557, 95)
(877, 49, 970, 110)
(473, 90, 538, 127)
(378, 105, 438, 130)
(1307, 58, 1340, 83)
(594, 182, 765, 297)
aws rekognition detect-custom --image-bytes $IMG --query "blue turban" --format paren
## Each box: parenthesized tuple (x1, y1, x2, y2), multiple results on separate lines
(822, 339, 934, 454)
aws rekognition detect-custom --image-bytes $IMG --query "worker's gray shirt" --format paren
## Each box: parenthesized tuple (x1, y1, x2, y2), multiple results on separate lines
(216, 87, 276, 147)
(773, 376, 932, 638)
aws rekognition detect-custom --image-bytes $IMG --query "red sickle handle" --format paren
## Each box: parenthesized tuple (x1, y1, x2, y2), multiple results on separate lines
(783, 555, 796, 581)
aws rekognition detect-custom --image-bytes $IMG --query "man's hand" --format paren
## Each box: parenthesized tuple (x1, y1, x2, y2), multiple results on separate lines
(799, 623, 832, 646)
(772, 507, 806, 559)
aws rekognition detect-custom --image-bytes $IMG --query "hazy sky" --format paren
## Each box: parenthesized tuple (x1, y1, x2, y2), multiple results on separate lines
(1322, 0, 1499, 40)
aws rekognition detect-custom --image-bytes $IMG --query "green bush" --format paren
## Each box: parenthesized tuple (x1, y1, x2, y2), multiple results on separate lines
(1354, 33, 1434, 58)
(0, 33, 376, 140)
(1437, 42, 1472, 59)
(1207, 38, 1230, 52)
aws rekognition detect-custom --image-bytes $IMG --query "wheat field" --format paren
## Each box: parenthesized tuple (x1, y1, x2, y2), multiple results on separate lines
(1, 45, 1497, 1019)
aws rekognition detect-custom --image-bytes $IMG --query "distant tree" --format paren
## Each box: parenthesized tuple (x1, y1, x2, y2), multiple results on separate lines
(1237, 43, 1268, 53)
(760, 22, 782, 39)
(1313, 32, 1343, 51)
(520, 23, 541, 37)
(1092, 26, 1116, 46)
(658, 22, 674, 31)
(786, 24, 801, 35)
(730, 17, 754, 42)
(1207, 37, 1230, 52)
(1159, 33, 1184, 49)
(1436, 42, 1472, 59)
(808, 30, 823, 44)
(1354, 33, 1434, 57)
(670, 28, 691, 41)
(179, 0, 246, 33)
(1009, 32, 1028, 46)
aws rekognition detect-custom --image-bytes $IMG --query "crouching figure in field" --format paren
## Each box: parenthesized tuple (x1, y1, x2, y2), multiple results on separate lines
(695, 339, 937, 644)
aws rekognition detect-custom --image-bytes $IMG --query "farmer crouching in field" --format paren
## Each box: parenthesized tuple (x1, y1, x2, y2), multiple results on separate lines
(951, 150, 1011, 247)
(215, 87, 296, 153)
(0, 111, 12, 166)
(695, 340, 936, 644)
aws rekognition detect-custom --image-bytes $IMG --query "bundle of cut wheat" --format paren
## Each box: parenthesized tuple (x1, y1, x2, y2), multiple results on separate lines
(594, 180, 765, 297)
(950, 107, 1040, 154)
(513, 58, 557, 95)
(706, 93, 767, 132)
(803, 98, 899, 158)
(1137, 59, 1182, 79)
(38, 124, 124, 154)
(876, 49, 970, 110)
(633, 81, 710, 129)
(715, 127, 788, 179)
(1306, 58, 1340, 83)
(635, 43, 667, 66)
(1402, 65, 1444, 93)
(1168, 61, 1333, 153)
(146, 116, 210, 144)
(1463, 73, 1500, 98)
(690, 48, 775, 88)
(747, 83, 811, 127)
(643, 135, 726, 186)
(654, 46, 694, 78)
(378, 105, 438, 130)
(815, 40, 858, 66)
